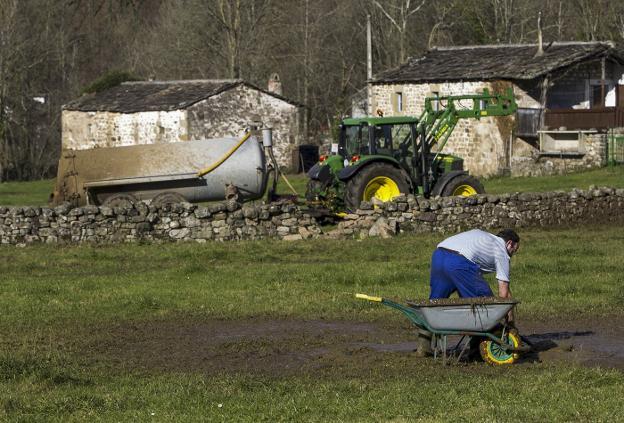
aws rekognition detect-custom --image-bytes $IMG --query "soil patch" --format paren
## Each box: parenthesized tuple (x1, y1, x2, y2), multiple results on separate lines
(83, 316, 624, 377)
(86, 318, 411, 377)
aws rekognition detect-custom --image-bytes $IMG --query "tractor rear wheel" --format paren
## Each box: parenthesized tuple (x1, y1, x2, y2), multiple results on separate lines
(344, 163, 410, 211)
(441, 174, 485, 197)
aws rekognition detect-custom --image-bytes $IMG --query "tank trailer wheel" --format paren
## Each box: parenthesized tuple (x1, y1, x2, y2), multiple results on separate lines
(479, 329, 521, 365)
(344, 163, 410, 211)
(102, 193, 139, 208)
(441, 174, 485, 197)
(150, 191, 187, 206)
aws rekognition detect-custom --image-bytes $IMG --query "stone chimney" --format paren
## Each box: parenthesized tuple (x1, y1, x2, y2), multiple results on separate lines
(268, 73, 282, 95)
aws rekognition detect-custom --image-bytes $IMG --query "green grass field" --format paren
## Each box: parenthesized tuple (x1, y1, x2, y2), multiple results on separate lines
(1, 226, 624, 421)
(2, 165, 623, 206)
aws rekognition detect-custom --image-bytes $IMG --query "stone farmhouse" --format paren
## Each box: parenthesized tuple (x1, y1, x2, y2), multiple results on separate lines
(369, 42, 624, 177)
(62, 78, 304, 169)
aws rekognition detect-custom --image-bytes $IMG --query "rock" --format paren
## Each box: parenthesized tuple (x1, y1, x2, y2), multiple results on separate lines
(208, 203, 226, 213)
(282, 234, 303, 241)
(226, 199, 241, 212)
(169, 228, 191, 239)
(368, 217, 397, 239)
(359, 201, 373, 210)
(195, 206, 211, 219)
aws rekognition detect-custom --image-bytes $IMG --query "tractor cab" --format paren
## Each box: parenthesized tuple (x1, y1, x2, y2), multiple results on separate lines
(338, 117, 419, 166)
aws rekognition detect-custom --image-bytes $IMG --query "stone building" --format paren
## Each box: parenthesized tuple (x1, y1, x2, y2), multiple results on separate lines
(369, 42, 624, 177)
(62, 79, 304, 169)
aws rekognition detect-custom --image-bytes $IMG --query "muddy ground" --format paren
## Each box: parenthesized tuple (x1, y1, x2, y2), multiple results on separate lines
(83, 316, 624, 377)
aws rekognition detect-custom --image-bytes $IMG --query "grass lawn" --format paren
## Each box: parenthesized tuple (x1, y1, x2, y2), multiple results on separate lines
(2, 165, 623, 207)
(1, 226, 623, 420)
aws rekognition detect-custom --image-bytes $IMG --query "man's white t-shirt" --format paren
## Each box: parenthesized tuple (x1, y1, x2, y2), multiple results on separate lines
(437, 229, 510, 282)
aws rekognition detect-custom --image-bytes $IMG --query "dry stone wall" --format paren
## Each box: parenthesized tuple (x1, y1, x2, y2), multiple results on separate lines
(1, 187, 622, 246)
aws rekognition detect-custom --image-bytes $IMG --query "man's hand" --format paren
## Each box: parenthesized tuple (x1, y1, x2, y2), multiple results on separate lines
(497, 280, 511, 298)
(498, 280, 514, 322)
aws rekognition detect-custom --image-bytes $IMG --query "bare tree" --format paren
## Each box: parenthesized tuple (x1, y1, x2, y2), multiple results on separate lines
(371, 0, 426, 63)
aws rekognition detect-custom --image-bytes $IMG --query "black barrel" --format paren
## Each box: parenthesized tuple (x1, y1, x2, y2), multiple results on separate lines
(292, 144, 319, 173)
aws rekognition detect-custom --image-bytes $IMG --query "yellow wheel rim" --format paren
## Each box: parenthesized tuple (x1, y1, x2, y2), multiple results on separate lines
(452, 184, 478, 196)
(480, 331, 521, 366)
(363, 176, 401, 202)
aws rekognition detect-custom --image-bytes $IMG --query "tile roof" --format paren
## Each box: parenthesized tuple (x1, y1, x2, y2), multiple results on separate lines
(63, 79, 303, 112)
(373, 42, 624, 83)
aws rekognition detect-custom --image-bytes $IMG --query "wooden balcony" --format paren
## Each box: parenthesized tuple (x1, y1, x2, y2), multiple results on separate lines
(544, 107, 624, 130)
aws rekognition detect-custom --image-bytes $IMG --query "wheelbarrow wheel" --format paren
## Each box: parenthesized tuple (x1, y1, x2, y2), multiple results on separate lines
(479, 329, 521, 365)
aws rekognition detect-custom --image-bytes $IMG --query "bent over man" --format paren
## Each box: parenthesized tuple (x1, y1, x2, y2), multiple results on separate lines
(429, 228, 520, 300)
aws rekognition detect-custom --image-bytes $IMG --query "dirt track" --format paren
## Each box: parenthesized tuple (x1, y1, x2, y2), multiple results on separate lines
(85, 316, 624, 376)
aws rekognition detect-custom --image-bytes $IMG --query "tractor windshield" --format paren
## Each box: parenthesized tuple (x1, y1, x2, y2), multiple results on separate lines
(372, 124, 413, 156)
(340, 125, 370, 157)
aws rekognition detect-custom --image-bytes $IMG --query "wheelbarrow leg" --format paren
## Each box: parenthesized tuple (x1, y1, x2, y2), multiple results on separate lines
(454, 336, 470, 363)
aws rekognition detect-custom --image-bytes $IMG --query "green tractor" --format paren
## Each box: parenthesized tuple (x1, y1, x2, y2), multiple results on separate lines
(306, 88, 517, 211)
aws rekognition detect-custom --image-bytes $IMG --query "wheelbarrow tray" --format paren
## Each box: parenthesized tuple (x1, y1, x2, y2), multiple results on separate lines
(406, 298, 518, 332)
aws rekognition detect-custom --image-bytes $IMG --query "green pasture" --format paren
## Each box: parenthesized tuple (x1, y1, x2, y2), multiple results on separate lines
(1, 226, 624, 421)
(1, 164, 623, 206)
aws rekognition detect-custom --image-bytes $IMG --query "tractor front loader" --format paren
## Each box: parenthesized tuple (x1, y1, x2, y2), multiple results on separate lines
(306, 88, 517, 211)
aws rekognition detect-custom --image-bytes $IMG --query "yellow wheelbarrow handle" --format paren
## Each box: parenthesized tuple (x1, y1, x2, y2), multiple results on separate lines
(355, 293, 382, 302)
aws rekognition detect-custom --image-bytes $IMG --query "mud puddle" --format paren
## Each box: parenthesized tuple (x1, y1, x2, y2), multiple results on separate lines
(520, 319, 624, 370)
(83, 316, 624, 376)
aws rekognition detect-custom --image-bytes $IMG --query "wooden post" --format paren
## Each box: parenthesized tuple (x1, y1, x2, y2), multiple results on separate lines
(367, 14, 373, 116)
(601, 57, 606, 108)
(539, 75, 550, 130)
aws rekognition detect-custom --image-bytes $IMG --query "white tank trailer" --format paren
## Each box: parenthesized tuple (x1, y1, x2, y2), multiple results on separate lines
(50, 128, 278, 207)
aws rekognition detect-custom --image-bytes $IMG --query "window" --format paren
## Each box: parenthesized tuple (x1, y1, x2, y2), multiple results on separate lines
(589, 79, 615, 108)
(430, 91, 440, 112)
(372, 124, 413, 158)
(392, 92, 404, 113)
(340, 125, 372, 157)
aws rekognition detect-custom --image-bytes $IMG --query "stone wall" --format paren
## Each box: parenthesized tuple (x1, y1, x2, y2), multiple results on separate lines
(1, 187, 622, 246)
(187, 85, 302, 170)
(62, 109, 189, 150)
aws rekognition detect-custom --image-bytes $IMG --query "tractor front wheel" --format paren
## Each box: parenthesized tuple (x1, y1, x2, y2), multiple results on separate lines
(305, 179, 325, 201)
(441, 174, 485, 197)
(344, 163, 410, 211)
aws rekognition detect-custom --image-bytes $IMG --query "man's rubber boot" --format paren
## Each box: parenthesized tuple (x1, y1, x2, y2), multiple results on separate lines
(415, 329, 433, 357)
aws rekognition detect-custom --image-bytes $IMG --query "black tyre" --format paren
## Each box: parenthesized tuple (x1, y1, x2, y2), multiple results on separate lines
(101, 193, 139, 208)
(150, 191, 187, 206)
(441, 174, 485, 197)
(344, 162, 411, 211)
(305, 179, 324, 201)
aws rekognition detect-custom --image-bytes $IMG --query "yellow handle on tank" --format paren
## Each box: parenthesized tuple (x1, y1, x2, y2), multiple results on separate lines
(196, 131, 251, 178)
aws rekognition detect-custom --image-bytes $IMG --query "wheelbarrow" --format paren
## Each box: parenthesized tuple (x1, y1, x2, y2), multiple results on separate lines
(356, 293, 531, 365)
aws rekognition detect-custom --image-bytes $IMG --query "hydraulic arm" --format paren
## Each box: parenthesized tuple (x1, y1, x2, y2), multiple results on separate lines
(416, 88, 517, 194)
